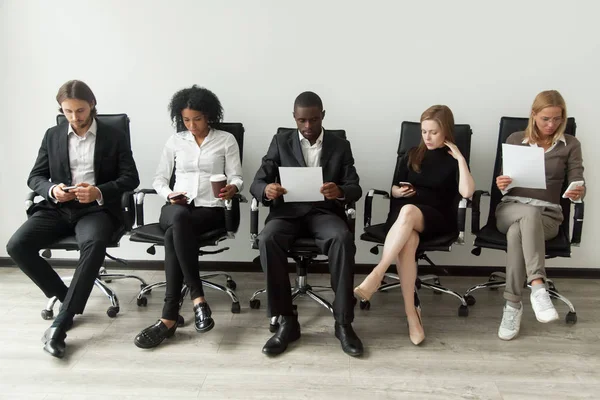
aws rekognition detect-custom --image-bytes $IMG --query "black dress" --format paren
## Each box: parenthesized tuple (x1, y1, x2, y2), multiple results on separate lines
(385, 147, 459, 240)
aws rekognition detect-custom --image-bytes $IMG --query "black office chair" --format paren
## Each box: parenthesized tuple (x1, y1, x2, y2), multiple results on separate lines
(248, 128, 357, 332)
(31, 114, 146, 320)
(359, 121, 472, 317)
(128, 122, 246, 320)
(465, 117, 581, 324)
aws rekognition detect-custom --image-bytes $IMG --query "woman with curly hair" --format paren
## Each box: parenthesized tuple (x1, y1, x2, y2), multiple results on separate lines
(135, 86, 243, 349)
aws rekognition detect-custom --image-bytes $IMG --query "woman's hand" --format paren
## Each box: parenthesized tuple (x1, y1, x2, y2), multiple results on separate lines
(219, 184, 238, 200)
(564, 185, 585, 201)
(168, 192, 188, 205)
(445, 141, 465, 161)
(496, 176, 512, 191)
(391, 185, 416, 198)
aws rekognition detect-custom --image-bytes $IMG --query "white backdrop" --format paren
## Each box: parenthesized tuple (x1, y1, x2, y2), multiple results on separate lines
(1, 0, 598, 268)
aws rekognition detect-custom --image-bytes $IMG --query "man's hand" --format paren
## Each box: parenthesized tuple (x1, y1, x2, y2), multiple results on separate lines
(72, 183, 101, 204)
(219, 184, 238, 200)
(52, 183, 76, 203)
(168, 192, 188, 205)
(320, 182, 342, 200)
(564, 185, 585, 201)
(496, 175, 512, 191)
(265, 183, 287, 200)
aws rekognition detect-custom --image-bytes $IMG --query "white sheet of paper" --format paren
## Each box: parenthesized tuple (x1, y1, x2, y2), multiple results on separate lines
(279, 167, 324, 202)
(502, 144, 547, 190)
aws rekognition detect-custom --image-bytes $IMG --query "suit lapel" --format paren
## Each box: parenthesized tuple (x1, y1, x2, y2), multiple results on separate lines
(289, 131, 307, 167)
(320, 130, 333, 170)
(58, 124, 72, 181)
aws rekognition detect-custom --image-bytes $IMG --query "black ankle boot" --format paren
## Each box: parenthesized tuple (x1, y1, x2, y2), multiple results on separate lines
(134, 320, 177, 349)
(262, 314, 301, 356)
(194, 302, 215, 333)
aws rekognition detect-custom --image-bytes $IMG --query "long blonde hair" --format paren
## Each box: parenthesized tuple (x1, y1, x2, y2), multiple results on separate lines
(525, 90, 567, 144)
(408, 105, 455, 172)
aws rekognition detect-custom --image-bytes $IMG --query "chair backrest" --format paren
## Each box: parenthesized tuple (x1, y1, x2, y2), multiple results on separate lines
(393, 121, 473, 183)
(57, 113, 132, 147)
(169, 122, 245, 190)
(277, 127, 346, 140)
(484, 116, 577, 231)
(56, 113, 135, 231)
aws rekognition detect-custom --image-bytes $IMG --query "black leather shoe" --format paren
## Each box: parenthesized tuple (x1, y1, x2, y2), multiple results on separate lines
(134, 320, 177, 349)
(335, 322, 363, 357)
(194, 302, 215, 333)
(42, 327, 67, 359)
(262, 315, 301, 356)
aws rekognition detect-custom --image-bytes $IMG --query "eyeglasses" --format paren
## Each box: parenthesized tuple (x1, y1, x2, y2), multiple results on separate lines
(539, 117, 563, 125)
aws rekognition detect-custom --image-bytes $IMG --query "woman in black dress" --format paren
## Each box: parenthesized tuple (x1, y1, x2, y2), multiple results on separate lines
(354, 105, 475, 345)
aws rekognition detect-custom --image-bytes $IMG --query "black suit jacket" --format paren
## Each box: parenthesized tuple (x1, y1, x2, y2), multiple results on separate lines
(250, 128, 362, 222)
(27, 119, 140, 222)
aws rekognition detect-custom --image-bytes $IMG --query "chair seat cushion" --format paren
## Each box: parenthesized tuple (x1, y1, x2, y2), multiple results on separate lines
(361, 224, 457, 251)
(130, 223, 228, 247)
(474, 224, 571, 255)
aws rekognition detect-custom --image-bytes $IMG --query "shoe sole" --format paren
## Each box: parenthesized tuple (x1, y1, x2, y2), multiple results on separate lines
(498, 330, 519, 341)
(535, 314, 559, 323)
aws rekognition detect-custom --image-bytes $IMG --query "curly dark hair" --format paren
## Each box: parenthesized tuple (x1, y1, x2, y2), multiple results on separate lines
(168, 85, 223, 132)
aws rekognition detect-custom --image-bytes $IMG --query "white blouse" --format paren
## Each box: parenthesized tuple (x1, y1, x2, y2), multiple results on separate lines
(153, 129, 243, 207)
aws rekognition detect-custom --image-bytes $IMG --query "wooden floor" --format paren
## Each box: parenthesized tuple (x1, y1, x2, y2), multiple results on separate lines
(0, 267, 599, 400)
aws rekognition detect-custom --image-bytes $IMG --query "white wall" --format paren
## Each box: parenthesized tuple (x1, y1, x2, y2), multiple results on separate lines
(1, 0, 598, 267)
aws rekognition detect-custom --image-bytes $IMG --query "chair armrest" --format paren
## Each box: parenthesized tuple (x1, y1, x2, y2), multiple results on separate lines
(25, 191, 37, 212)
(224, 195, 242, 236)
(456, 198, 469, 244)
(345, 201, 357, 234)
(250, 197, 260, 245)
(133, 189, 158, 226)
(121, 191, 136, 231)
(571, 202, 584, 246)
(364, 189, 390, 228)
(471, 190, 489, 234)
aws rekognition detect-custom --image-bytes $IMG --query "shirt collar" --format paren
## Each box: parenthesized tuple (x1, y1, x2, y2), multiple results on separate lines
(522, 132, 566, 145)
(179, 128, 214, 142)
(68, 118, 97, 137)
(298, 129, 324, 146)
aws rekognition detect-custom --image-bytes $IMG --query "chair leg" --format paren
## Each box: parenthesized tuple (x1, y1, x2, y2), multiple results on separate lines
(305, 290, 334, 314)
(419, 281, 469, 316)
(200, 280, 241, 313)
(93, 278, 120, 318)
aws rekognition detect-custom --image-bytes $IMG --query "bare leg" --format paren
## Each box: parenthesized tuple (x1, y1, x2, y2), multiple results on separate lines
(354, 205, 424, 300)
(395, 231, 424, 345)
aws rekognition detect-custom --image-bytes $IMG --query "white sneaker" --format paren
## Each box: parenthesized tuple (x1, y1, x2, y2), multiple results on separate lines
(498, 302, 523, 341)
(530, 288, 559, 323)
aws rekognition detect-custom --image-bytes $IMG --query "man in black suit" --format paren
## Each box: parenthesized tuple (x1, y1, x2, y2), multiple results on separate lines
(250, 91, 363, 357)
(6, 80, 140, 358)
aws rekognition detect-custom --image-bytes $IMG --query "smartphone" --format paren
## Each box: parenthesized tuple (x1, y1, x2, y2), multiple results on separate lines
(562, 180, 584, 198)
(398, 182, 414, 190)
(169, 193, 188, 201)
(62, 186, 78, 192)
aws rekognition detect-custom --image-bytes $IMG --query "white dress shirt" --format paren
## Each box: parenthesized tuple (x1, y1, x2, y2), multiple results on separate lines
(502, 133, 568, 209)
(49, 119, 103, 205)
(298, 129, 324, 167)
(153, 129, 243, 207)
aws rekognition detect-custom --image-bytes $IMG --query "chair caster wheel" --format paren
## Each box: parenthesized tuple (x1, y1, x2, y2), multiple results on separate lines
(136, 297, 147, 307)
(104, 279, 113, 284)
(41, 309, 54, 320)
(107, 306, 119, 318)
(566, 311, 577, 324)
(489, 287, 499, 291)
(269, 322, 279, 333)
(458, 305, 469, 317)
(231, 302, 241, 314)
(249, 299, 260, 309)
(359, 300, 371, 310)
(465, 295, 476, 306)
(177, 315, 185, 327)
(226, 279, 237, 290)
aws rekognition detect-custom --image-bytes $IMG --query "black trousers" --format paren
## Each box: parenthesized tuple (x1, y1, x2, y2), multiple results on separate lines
(6, 203, 115, 315)
(257, 210, 355, 324)
(159, 204, 225, 321)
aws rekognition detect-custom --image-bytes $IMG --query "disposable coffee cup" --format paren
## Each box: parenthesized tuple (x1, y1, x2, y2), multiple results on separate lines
(210, 174, 227, 198)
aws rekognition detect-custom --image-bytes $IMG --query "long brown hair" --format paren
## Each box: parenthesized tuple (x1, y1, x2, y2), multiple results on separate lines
(525, 90, 567, 145)
(408, 105, 456, 172)
(56, 80, 98, 118)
